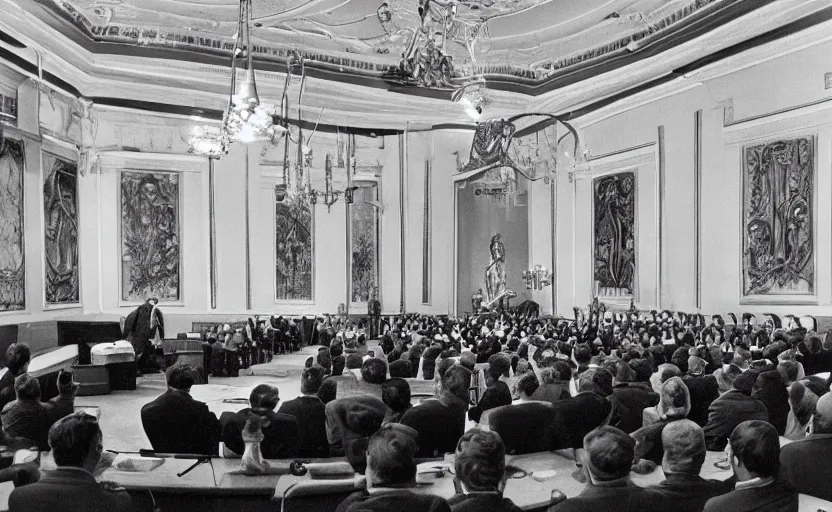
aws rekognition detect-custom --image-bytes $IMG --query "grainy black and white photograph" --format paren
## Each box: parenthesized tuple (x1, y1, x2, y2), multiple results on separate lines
(0, 2, 831, 512)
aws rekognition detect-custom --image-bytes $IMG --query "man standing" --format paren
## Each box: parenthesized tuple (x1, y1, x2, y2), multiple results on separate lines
(140, 365, 220, 455)
(368, 288, 382, 340)
(122, 297, 164, 373)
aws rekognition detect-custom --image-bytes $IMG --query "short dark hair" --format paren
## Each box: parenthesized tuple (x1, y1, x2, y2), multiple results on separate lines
(455, 430, 505, 491)
(442, 365, 472, 402)
(777, 361, 799, 384)
(317, 379, 337, 404)
(553, 361, 572, 381)
(436, 358, 456, 381)
(14, 373, 40, 400)
(249, 384, 280, 410)
(49, 412, 101, 468)
(487, 354, 511, 380)
(301, 366, 325, 394)
(362, 358, 388, 384)
(367, 425, 418, 486)
(331, 355, 346, 376)
(730, 420, 780, 477)
(6, 343, 31, 375)
(516, 372, 539, 397)
(381, 378, 411, 413)
(166, 365, 197, 390)
(629, 359, 653, 383)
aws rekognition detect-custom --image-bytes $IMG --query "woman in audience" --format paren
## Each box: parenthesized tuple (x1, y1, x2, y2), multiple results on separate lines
(530, 363, 572, 403)
(632, 376, 691, 466)
(0, 344, 30, 412)
(448, 430, 522, 512)
(335, 424, 451, 512)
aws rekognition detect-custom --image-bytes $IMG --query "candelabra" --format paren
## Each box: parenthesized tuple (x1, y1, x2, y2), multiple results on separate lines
(522, 265, 553, 290)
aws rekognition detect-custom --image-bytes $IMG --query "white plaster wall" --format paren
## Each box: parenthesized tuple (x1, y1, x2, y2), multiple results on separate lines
(562, 39, 832, 317)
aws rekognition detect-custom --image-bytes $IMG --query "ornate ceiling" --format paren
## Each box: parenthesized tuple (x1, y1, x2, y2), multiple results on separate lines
(39, 0, 749, 84)
(0, 0, 829, 128)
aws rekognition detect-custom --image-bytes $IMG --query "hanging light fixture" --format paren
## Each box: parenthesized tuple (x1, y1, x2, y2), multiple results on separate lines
(189, 0, 285, 156)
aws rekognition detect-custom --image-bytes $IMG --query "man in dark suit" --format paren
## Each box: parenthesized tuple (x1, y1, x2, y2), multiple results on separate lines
(551, 369, 613, 450)
(140, 365, 221, 455)
(400, 365, 471, 458)
(630, 420, 731, 512)
(703, 371, 768, 450)
(704, 420, 797, 512)
(610, 359, 659, 433)
(9, 411, 131, 512)
(221, 384, 300, 459)
(779, 392, 832, 500)
(279, 366, 329, 458)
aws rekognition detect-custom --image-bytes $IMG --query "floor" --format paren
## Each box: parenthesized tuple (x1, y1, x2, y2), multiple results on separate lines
(76, 344, 328, 452)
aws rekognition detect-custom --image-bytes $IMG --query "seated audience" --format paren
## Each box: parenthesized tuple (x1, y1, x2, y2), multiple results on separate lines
(9, 412, 131, 512)
(2, 371, 78, 451)
(400, 365, 471, 458)
(140, 365, 221, 455)
(335, 424, 451, 512)
(220, 384, 299, 459)
(611, 359, 660, 434)
(703, 371, 768, 450)
(704, 420, 797, 512)
(751, 371, 789, 436)
(469, 354, 512, 423)
(779, 391, 832, 501)
(552, 369, 613, 450)
(280, 366, 329, 458)
(382, 378, 412, 424)
(630, 420, 730, 512)
(337, 358, 388, 400)
(0, 344, 30, 411)
(448, 430, 522, 512)
(549, 426, 647, 512)
(632, 376, 691, 465)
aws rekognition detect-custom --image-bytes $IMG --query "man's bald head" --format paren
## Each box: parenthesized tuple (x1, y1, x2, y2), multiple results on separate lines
(813, 392, 832, 434)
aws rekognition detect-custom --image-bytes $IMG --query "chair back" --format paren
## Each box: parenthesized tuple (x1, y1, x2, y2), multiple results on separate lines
(487, 403, 557, 455)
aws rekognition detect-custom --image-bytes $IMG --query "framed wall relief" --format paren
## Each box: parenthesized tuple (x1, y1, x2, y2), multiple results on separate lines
(742, 135, 815, 302)
(0, 137, 25, 312)
(350, 183, 380, 304)
(119, 170, 181, 303)
(275, 197, 314, 302)
(43, 152, 80, 306)
(593, 172, 636, 297)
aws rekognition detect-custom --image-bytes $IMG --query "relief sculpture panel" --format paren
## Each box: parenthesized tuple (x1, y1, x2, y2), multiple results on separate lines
(43, 153, 80, 305)
(120, 171, 180, 302)
(743, 136, 814, 297)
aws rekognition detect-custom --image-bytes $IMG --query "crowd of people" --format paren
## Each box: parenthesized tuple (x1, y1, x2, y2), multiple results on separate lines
(3, 306, 832, 512)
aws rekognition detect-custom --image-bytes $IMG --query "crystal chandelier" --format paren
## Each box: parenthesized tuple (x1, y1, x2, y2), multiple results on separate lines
(189, 0, 285, 156)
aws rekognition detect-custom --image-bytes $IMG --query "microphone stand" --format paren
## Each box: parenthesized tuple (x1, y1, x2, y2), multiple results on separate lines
(106, 450, 214, 478)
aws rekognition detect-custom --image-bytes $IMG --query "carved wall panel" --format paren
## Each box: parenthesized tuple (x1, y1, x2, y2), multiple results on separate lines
(120, 170, 181, 302)
(0, 138, 25, 311)
(593, 172, 635, 297)
(742, 136, 814, 297)
(350, 184, 379, 304)
(275, 198, 313, 301)
(43, 153, 80, 305)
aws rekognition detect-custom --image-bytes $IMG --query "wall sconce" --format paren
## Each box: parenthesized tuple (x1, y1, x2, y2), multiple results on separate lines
(522, 265, 553, 290)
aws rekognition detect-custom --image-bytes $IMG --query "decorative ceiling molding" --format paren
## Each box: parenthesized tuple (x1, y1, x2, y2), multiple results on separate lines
(17, 0, 780, 91)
